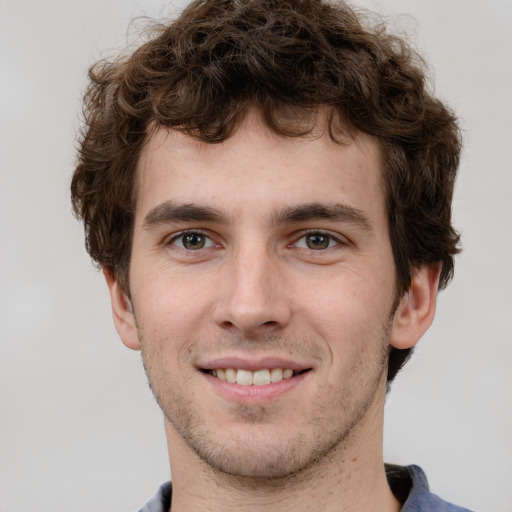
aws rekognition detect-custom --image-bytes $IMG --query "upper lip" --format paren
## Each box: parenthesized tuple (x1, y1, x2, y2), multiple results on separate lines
(197, 356, 313, 372)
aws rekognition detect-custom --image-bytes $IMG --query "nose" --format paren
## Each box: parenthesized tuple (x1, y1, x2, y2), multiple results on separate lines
(213, 244, 292, 338)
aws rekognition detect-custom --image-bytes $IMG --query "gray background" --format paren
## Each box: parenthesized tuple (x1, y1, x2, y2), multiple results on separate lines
(1, 0, 511, 510)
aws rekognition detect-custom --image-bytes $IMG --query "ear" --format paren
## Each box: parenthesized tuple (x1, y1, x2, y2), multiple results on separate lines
(103, 269, 141, 351)
(390, 264, 441, 350)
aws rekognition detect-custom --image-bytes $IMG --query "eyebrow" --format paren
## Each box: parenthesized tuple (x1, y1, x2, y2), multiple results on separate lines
(272, 203, 373, 232)
(143, 202, 230, 230)
(143, 200, 373, 233)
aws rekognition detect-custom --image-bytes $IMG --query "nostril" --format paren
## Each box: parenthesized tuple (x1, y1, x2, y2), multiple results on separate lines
(213, 299, 291, 334)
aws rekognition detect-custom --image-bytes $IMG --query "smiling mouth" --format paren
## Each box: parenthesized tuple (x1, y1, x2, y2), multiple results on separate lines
(203, 368, 310, 386)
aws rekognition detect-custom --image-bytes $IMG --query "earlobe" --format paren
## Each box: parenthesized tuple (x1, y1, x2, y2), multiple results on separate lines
(104, 269, 141, 351)
(390, 265, 441, 350)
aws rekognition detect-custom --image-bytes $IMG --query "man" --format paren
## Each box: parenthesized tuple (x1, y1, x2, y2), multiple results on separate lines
(71, 0, 471, 510)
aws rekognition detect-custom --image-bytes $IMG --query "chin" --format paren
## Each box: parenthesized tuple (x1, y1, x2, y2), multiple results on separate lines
(170, 416, 353, 481)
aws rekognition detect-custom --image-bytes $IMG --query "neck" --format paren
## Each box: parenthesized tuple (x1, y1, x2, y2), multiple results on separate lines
(165, 383, 400, 512)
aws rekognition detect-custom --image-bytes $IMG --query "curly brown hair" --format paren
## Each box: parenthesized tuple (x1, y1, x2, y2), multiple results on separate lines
(71, 0, 461, 382)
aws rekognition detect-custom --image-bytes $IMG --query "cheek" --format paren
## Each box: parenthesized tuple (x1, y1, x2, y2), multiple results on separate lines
(134, 281, 201, 388)
(296, 269, 395, 345)
(133, 260, 213, 315)
(305, 269, 390, 310)
(130, 270, 213, 358)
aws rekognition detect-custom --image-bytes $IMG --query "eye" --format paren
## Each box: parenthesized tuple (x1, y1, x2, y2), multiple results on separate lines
(294, 232, 340, 250)
(170, 231, 215, 250)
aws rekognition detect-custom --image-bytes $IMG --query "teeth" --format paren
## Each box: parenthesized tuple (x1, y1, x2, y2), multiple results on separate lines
(283, 368, 293, 379)
(225, 368, 237, 383)
(252, 369, 271, 385)
(236, 369, 253, 386)
(210, 368, 298, 385)
(270, 368, 283, 382)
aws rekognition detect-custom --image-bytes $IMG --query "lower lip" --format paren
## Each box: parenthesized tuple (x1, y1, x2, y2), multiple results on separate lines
(202, 371, 310, 403)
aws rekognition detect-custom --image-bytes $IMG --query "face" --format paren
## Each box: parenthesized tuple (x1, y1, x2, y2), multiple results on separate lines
(120, 116, 403, 479)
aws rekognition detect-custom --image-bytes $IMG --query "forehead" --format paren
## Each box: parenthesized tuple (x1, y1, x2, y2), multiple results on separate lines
(135, 115, 385, 226)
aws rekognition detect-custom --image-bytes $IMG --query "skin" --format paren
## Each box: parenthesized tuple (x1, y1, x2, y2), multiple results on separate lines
(106, 113, 440, 511)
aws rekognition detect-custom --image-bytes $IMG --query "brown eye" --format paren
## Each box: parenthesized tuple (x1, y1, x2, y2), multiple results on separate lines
(172, 232, 213, 250)
(182, 233, 205, 249)
(305, 233, 331, 250)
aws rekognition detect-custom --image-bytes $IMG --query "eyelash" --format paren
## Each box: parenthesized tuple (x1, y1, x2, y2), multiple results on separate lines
(292, 231, 344, 251)
(167, 229, 346, 252)
(167, 230, 216, 251)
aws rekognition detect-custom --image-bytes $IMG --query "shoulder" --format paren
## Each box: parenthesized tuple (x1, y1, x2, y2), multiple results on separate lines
(387, 464, 475, 512)
(137, 482, 172, 512)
